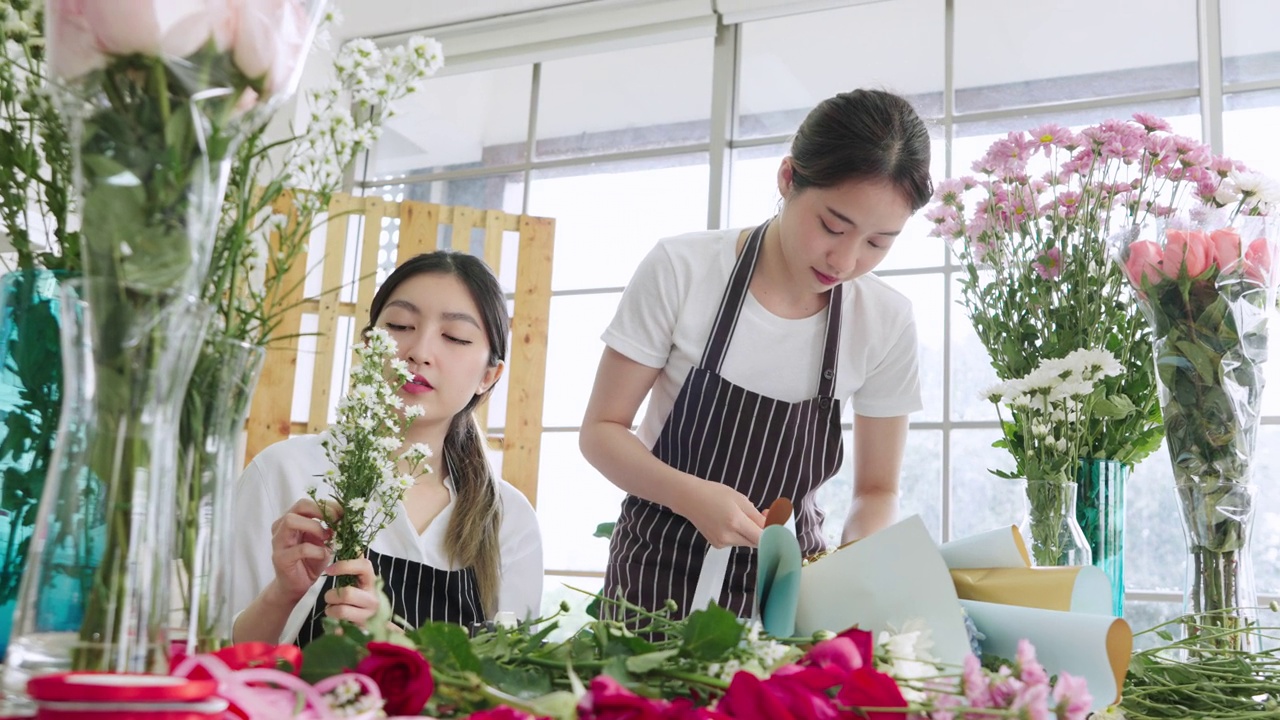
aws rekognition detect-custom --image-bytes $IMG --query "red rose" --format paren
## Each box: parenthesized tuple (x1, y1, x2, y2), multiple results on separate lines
(668, 698, 732, 720)
(464, 708, 547, 720)
(355, 641, 434, 716)
(716, 668, 842, 720)
(798, 635, 866, 690)
(578, 675, 671, 720)
(836, 666, 908, 720)
(171, 642, 303, 680)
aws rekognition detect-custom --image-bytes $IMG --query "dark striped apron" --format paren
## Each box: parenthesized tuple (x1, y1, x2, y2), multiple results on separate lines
(603, 221, 844, 619)
(296, 459, 486, 645)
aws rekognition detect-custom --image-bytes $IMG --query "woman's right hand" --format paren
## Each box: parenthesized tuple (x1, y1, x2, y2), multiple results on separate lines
(267, 498, 339, 603)
(680, 479, 765, 549)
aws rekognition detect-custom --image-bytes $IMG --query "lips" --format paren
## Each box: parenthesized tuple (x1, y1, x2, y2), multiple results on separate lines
(401, 374, 433, 395)
(812, 268, 839, 286)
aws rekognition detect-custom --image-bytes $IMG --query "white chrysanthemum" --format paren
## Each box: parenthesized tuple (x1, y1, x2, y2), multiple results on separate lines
(376, 436, 400, 453)
(404, 404, 426, 420)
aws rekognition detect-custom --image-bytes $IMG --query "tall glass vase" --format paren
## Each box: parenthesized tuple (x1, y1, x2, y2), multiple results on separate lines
(1076, 459, 1128, 617)
(1113, 212, 1277, 651)
(1019, 480, 1092, 567)
(2, 281, 209, 699)
(173, 336, 265, 654)
(0, 270, 71, 656)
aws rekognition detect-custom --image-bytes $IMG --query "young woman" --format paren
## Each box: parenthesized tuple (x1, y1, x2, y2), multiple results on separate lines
(580, 89, 932, 618)
(231, 251, 543, 644)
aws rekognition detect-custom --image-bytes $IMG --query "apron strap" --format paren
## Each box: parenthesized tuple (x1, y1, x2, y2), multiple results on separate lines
(817, 282, 842, 398)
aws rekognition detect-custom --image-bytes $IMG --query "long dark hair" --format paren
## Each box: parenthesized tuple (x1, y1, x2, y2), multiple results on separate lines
(363, 251, 509, 617)
(789, 89, 933, 211)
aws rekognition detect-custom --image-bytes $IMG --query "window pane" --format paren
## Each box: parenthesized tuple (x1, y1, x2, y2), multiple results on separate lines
(1123, 599, 1180, 649)
(1225, 90, 1280, 181)
(736, 0, 944, 140)
(949, 428, 1020, 541)
(535, 38, 712, 160)
(536, 433, 625, 574)
(1250, 426, 1280, 595)
(543, 293, 620, 428)
(527, 154, 709, 291)
(813, 430, 943, 546)
(953, 0, 1197, 113)
(1126, 441, 1182, 592)
(367, 65, 531, 177)
(951, 275, 1000, 423)
(1221, 0, 1280, 85)
(726, 146, 946, 271)
(878, 274, 943, 423)
(540, 574, 603, 641)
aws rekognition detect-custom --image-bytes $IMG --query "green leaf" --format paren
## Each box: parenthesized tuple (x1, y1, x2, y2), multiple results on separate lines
(409, 621, 483, 674)
(602, 655, 635, 685)
(1092, 394, 1137, 419)
(584, 595, 601, 620)
(524, 690, 580, 720)
(479, 659, 553, 699)
(593, 522, 616, 539)
(298, 634, 363, 684)
(625, 649, 680, 674)
(680, 604, 743, 661)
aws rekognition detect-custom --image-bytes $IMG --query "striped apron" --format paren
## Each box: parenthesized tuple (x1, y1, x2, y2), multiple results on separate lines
(296, 459, 486, 644)
(603, 221, 844, 619)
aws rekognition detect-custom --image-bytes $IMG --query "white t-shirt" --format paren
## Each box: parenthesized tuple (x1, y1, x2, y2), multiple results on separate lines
(230, 434, 544, 643)
(603, 227, 922, 449)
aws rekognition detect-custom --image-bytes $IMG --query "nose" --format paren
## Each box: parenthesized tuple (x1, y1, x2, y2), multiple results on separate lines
(403, 333, 435, 368)
(827, 237, 865, 276)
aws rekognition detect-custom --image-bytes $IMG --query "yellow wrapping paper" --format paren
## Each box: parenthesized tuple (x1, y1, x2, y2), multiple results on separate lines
(950, 565, 1113, 615)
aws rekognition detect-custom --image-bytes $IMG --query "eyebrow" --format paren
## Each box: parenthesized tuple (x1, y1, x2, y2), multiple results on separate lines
(385, 300, 482, 329)
(826, 206, 903, 237)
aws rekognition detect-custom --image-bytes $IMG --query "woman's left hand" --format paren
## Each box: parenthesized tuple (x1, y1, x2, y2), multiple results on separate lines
(322, 558, 380, 627)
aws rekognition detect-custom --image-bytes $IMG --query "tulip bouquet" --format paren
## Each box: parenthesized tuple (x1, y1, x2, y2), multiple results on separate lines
(1114, 206, 1279, 650)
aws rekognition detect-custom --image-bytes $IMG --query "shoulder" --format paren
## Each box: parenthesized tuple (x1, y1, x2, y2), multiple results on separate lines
(247, 434, 329, 476)
(846, 273, 915, 324)
(495, 480, 539, 537)
(651, 227, 738, 272)
(240, 434, 332, 508)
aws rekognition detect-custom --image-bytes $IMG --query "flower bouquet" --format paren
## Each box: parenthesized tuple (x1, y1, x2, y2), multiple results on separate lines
(983, 349, 1122, 566)
(1113, 202, 1279, 649)
(309, 328, 431, 586)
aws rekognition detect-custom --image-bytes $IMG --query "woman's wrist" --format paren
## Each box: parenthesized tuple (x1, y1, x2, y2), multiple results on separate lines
(263, 578, 305, 611)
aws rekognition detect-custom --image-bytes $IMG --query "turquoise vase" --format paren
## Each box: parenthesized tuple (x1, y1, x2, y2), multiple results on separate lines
(1076, 458, 1128, 617)
(0, 270, 70, 656)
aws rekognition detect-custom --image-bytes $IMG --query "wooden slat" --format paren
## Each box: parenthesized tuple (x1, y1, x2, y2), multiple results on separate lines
(450, 206, 478, 253)
(352, 196, 385, 346)
(245, 191, 307, 465)
(472, 210, 509, 434)
(397, 201, 439, 262)
(307, 195, 359, 434)
(502, 216, 556, 507)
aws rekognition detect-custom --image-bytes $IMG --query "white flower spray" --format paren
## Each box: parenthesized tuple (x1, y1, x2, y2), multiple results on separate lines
(309, 328, 432, 586)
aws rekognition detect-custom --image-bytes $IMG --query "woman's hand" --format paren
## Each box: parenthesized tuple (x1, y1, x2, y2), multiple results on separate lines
(680, 479, 765, 548)
(323, 557, 380, 627)
(268, 498, 338, 604)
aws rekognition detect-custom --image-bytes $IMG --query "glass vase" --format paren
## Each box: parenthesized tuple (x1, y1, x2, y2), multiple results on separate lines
(173, 336, 265, 654)
(1076, 459, 1128, 617)
(1019, 480, 1092, 567)
(1177, 482, 1257, 651)
(0, 270, 71, 657)
(3, 280, 209, 701)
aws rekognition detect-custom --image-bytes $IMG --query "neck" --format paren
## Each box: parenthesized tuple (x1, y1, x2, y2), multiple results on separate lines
(751, 218, 826, 317)
(403, 417, 450, 479)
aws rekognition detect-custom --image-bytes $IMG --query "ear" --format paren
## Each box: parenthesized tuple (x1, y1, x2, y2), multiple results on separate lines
(777, 156, 795, 197)
(478, 361, 505, 395)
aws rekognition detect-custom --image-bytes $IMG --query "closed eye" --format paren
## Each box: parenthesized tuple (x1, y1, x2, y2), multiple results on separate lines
(445, 334, 473, 345)
(384, 323, 410, 332)
(820, 219, 843, 236)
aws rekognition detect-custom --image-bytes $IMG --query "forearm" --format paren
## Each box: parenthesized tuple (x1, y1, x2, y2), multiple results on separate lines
(579, 420, 702, 517)
(841, 488, 899, 544)
(231, 580, 301, 644)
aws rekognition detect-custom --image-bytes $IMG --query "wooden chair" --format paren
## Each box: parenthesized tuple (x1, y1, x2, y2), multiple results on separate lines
(243, 193, 555, 506)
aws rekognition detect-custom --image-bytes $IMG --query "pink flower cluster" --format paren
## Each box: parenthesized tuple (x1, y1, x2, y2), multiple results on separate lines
(1123, 227, 1274, 289)
(931, 640, 1091, 720)
(48, 0, 316, 96)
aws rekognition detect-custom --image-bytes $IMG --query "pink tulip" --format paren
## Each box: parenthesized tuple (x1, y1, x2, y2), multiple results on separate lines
(1124, 240, 1164, 289)
(47, 0, 106, 79)
(266, 0, 311, 97)
(1210, 227, 1242, 273)
(1244, 237, 1274, 285)
(234, 0, 311, 96)
(1163, 228, 1212, 279)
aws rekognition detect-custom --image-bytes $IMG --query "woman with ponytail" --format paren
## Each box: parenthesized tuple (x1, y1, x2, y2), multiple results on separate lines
(230, 251, 543, 645)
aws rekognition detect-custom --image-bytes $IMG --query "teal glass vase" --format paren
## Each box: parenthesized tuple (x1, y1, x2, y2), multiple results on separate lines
(1076, 458, 1128, 617)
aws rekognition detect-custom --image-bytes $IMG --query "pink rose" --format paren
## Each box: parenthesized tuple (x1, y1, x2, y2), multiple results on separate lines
(1123, 240, 1164, 289)
(47, 0, 105, 79)
(577, 675, 671, 720)
(81, 0, 233, 59)
(716, 667, 841, 720)
(835, 666, 910, 720)
(1245, 237, 1274, 285)
(1163, 228, 1212, 278)
(1210, 227, 1242, 273)
(234, 0, 312, 96)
